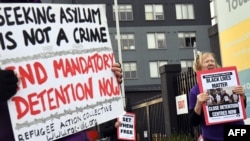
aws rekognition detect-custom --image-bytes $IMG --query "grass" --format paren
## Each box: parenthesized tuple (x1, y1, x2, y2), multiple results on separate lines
(152, 133, 195, 141)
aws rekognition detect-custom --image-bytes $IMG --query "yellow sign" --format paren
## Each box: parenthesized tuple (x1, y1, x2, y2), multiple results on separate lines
(220, 18, 250, 71)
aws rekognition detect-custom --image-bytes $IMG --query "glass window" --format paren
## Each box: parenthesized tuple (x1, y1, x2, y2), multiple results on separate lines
(210, 0, 217, 25)
(147, 33, 167, 49)
(123, 62, 137, 79)
(175, 4, 194, 20)
(149, 61, 168, 78)
(115, 33, 135, 50)
(180, 60, 193, 69)
(178, 32, 196, 48)
(145, 4, 164, 20)
(113, 4, 133, 21)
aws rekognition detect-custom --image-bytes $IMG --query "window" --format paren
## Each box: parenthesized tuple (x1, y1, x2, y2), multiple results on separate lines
(178, 32, 196, 48)
(175, 4, 194, 20)
(149, 61, 168, 78)
(147, 33, 167, 49)
(180, 60, 193, 69)
(145, 4, 164, 20)
(115, 33, 135, 50)
(210, 0, 217, 25)
(113, 4, 133, 21)
(123, 62, 137, 79)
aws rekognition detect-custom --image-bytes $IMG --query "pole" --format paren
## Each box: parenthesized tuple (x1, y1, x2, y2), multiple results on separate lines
(114, 0, 126, 108)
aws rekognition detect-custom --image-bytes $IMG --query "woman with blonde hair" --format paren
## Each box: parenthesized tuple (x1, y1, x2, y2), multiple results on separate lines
(189, 52, 246, 141)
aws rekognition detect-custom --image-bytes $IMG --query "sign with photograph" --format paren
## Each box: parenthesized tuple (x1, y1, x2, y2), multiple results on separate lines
(175, 94, 188, 115)
(196, 66, 247, 125)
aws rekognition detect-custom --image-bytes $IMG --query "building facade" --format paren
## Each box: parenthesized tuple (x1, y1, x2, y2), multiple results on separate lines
(44, 0, 212, 105)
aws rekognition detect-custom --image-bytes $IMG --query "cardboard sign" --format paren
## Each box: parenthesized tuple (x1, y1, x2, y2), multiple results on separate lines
(118, 112, 136, 140)
(0, 3, 124, 141)
(196, 66, 246, 125)
(176, 94, 188, 115)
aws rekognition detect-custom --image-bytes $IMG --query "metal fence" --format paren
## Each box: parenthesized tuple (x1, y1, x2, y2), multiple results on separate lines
(130, 68, 200, 141)
(176, 68, 200, 139)
(132, 96, 164, 141)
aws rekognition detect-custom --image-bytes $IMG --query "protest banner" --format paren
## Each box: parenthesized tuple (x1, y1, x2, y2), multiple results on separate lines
(175, 94, 188, 115)
(0, 3, 124, 141)
(118, 112, 136, 140)
(196, 66, 247, 125)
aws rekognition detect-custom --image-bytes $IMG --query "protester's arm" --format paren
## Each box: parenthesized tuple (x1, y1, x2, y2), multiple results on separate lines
(189, 88, 208, 126)
(233, 86, 247, 107)
(111, 63, 123, 84)
(0, 70, 19, 101)
(189, 96, 203, 126)
(100, 119, 118, 137)
(189, 109, 202, 126)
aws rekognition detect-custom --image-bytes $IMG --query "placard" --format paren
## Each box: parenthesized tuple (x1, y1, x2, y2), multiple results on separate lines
(196, 66, 247, 125)
(118, 112, 136, 140)
(176, 94, 188, 115)
(0, 3, 124, 141)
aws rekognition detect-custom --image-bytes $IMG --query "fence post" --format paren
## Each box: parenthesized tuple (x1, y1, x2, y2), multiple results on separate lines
(159, 64, 181, 136)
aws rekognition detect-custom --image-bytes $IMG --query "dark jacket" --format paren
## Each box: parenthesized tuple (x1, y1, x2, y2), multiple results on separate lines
(100, 119, 122, 141)
(189, 84, 245, 141)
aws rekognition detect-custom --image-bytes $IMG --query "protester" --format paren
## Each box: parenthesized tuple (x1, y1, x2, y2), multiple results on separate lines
(0, 1, 124, 140)
(99, 106, 132, 141)
(99, 118, 122, 141)
(188, 52, 246, 141)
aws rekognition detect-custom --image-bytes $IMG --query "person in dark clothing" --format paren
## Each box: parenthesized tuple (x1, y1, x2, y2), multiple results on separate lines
(231, 90, 239, 103)
(213, 89, 222, 105)
(99, 118, 122, 141)
(189, 52, 246, 141)
(221, 90, 230, 104)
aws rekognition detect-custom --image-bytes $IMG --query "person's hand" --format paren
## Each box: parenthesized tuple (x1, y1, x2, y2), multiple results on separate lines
(114, 121, 121, 128)
(111, 63, 123, 84)
(0, 69, 19, 101)
(196, 92, 209, 105)
(233, 86, 245, 96)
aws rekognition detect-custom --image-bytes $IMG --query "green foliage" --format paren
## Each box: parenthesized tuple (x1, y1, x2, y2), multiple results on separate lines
(153, 134, 195, 141)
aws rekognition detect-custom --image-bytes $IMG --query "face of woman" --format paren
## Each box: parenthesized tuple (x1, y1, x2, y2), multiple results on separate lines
(201, 54, 216, 71)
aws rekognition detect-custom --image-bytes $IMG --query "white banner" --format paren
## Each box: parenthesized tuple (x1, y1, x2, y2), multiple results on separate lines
(0, 3, 124, 141)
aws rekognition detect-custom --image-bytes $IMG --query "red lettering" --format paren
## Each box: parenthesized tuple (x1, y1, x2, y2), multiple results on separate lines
(33, 62, 48, 85)
(99, 77, 120, 97)
(47, 88, 57, 111)
(12, 78, 93, 119)
(7, 62, 48, 89)
(12, 96, 29, 119)
(53, 59, 64, 78)
(28, 93, 41, 116)
(53, 53, 114, 78)
(37, 89, 47, 112)
(75, 77, 93, 100)
(19, 64, 35, 89)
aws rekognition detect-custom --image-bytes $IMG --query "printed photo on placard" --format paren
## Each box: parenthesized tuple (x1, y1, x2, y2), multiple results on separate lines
(196, 66, 246, 125)
(176, 94, 188, 115)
